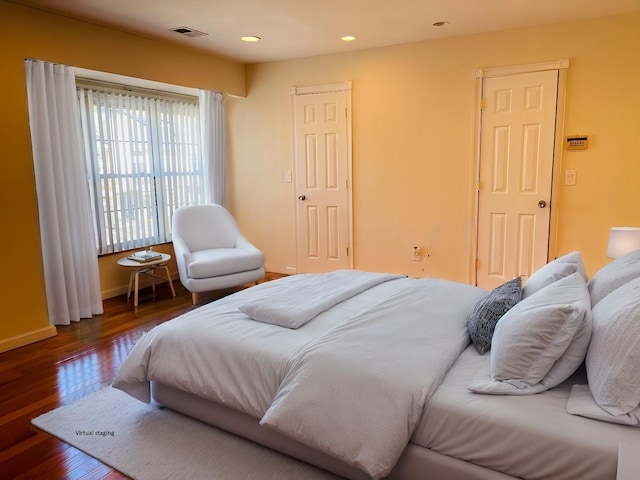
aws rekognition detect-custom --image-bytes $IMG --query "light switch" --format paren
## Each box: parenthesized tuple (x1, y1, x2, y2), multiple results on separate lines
(284, 170, 292, 183)
(565, 170, 577, 186)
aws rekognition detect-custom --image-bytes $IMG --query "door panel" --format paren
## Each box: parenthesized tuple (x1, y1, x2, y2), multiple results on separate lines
(476, 70, 559, 289)
(294, 88, 351, 273)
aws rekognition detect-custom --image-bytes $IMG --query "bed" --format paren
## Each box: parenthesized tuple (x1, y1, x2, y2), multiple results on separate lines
(113, 252, 640, 480)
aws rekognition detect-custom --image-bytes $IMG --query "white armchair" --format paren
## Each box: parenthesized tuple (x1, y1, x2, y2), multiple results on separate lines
(172, 204, 265, 304)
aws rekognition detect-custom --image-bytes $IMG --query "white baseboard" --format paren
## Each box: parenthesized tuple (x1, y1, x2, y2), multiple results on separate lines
(265, 265, 297, 275)
(0, 325, 57, 353)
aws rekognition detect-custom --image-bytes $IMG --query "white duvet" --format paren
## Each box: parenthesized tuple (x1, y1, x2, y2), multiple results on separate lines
(113, 272, 486, 479)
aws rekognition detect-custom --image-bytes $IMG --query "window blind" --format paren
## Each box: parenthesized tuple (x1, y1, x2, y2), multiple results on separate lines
(78, 87, 204, 254)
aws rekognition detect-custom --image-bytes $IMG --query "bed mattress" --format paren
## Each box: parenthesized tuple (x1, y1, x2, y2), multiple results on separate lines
(413, 345, 640, 480)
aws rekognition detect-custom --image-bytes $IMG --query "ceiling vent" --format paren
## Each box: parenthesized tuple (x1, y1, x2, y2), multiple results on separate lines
(170, 26, 209, 38)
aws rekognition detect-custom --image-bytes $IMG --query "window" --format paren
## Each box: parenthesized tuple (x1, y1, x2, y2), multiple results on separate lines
(78, 86, 205, 254)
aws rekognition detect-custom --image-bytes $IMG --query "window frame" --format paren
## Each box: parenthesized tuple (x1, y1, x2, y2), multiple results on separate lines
(77, 80, 205, 255)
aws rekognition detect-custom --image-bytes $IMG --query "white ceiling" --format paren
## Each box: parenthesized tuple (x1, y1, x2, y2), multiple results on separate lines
(11, 0, 640, 64)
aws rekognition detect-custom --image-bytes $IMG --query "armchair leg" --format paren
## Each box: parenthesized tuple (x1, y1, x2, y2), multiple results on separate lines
(191, 292, 198, 305)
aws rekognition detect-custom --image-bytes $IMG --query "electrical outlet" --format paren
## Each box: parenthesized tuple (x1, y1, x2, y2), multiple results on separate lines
(412, 246, 420, 261)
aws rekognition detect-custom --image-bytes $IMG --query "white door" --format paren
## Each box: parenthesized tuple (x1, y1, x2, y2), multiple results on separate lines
(476, 70, 559, 289)
(292, 84, 352, 273)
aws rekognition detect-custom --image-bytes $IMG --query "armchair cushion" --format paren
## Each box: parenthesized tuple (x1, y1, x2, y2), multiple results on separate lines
(188, 248, 264, 279)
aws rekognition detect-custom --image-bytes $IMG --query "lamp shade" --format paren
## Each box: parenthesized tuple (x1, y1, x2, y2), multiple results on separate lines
(606, 227, 640, 258)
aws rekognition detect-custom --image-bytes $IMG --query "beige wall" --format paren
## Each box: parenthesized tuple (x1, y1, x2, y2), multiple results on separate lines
(227, 13, 640, 282)
(0, 1, 245, 351)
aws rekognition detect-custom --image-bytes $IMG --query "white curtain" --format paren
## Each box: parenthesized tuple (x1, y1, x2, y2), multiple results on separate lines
(199, 90, 225, 205)
(25, 60, 103, 325)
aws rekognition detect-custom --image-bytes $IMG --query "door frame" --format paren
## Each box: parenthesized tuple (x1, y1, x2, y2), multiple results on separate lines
(290, 81, 354, 272)
(468, 59, 570, 285)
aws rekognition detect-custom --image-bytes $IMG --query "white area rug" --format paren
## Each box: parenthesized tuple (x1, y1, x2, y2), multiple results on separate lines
(32, 387, 341, 480)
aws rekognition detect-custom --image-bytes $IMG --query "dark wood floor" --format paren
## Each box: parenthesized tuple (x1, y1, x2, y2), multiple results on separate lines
(0, 273, 285, 480)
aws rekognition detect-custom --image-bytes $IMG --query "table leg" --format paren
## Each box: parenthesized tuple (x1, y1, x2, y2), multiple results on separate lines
(163, 266, 176, 297)
(127, 271, 134, 303)
(134, 271, 140, 308)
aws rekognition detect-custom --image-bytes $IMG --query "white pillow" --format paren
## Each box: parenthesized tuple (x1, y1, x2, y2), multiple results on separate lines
(522, 251, 587, 299)
(469, 273, 592, 395)
(568, 385, 640, 426)
(585, 277, 640, 416)
(588, 248, 640, 307)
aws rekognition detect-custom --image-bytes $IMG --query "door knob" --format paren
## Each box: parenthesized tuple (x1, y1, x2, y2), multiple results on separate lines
(538, 200, 547, 208)
(298, 195, 306, 201)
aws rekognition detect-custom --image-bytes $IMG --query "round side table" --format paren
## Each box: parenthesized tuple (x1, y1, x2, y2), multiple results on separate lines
(117, 253, 176, 308)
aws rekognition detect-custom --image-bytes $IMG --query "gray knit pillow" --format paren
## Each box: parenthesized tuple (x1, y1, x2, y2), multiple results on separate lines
(467, 277, 522, 355)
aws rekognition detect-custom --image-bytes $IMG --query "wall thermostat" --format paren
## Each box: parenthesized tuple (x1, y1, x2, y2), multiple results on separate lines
(565, 135, 588, 150)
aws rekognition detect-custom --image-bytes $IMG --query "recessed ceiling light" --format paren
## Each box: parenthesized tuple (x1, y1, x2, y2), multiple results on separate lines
(241, 36, 261, 42)
(432, 21, 449, 27)
(341, 35, 357, 42)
